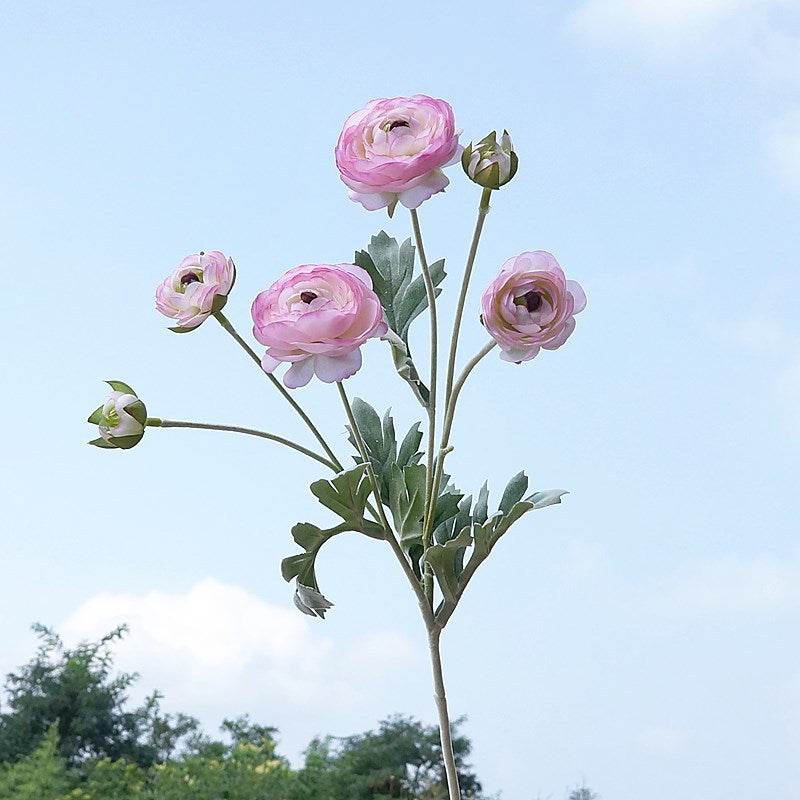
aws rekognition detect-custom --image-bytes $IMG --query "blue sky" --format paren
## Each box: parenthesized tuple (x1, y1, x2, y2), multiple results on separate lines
(1, 1, 799, 798)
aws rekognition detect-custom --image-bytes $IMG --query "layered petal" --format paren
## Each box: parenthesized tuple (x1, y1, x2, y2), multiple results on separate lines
(481, 251, 586, 363)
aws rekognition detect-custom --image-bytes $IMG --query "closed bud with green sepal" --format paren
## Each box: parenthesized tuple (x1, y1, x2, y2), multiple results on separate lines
(461, 130, 518, 190)
(87, 381, 147, 450)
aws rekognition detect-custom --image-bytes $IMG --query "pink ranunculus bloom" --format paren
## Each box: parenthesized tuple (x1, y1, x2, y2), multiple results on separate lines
(481, 251, 587, 363)
(251, 264, 388, 388)
(335, 95, 463, 212)
(155, 251, 236, 330)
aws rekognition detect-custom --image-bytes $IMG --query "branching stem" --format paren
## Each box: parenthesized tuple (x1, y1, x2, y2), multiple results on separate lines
(212, 310, 343, 471)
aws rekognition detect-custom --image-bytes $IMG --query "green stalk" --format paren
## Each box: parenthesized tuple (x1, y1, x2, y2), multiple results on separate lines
(409, 208, 438, 608)
(146, 418, 338, 471)
(212, 310, 343, 471)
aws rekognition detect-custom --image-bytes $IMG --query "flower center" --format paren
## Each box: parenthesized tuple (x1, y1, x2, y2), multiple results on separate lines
(386, 119, 410, 132)
(300, 291, 318, 304)
(514, 291, 542, 312)
(180, 272, 202, 286)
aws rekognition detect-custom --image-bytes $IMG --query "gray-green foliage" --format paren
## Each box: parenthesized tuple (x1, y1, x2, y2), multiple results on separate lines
(424, 472, 567, 623)
(280, 465, 386, 614)
(354, 231, 446, 406)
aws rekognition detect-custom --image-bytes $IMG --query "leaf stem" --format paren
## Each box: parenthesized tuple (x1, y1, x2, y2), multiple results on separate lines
(146, 418, 338, 471)
(410, 207, 438, 609)
(336, 382, 434, 626)
(212, 310, 343, 471)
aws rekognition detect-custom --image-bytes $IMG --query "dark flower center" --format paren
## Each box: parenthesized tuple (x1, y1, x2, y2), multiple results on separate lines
(514, 291, 542, 312)
(387, 119, 410, 131)
(181, 272, 202, 286)
(300, 291, 318, 304)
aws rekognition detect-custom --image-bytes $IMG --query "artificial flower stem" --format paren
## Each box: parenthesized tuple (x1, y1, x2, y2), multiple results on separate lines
(429, 626, 462, 800)
(425, 339, 497, 534)
(146, 418, 338, 471)
(212, 310, 344, 471)
(410, 207, 438, 608)
(336, 382, 434, 622)
(443, 187, 493, 407)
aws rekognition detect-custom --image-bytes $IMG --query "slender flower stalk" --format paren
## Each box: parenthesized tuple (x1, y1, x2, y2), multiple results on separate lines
(410, 208, 438, 608)
(146, 418, 338, 471)
(443, 187, 493, 405)
(429, 626, 461, 800)
(212, 310, 344, 471)
(424, 188, 492, 529)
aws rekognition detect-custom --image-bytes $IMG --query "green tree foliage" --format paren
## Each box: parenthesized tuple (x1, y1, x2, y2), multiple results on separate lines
(0, 726, 71, 800)
(0, 626, 596, 799)
(294, 715, 484, 799)
(0, 625, 199, 769)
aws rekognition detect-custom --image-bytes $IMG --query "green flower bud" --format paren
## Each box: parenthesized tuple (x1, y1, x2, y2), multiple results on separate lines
(87, 381, 147, 450)
(461, 130, 518, 190)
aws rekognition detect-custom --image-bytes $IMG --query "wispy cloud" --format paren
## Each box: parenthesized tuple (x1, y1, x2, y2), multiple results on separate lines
(568, 0, 797, 58)
(657, 554, 800, 615)
(767, 109, 800, 191)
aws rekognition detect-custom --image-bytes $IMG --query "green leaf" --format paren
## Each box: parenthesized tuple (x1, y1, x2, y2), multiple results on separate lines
(424, 528, 473, 604)
(87, 405, 104, 425)
(168, 325, 199, 333)
(346, 401, 423, 503)
(355, 232, 446, 405)
(394, 258, 445, 340)
(387, 463, 427, 554)
(309, 465, 372, 524)
(499, 471, 528, 515)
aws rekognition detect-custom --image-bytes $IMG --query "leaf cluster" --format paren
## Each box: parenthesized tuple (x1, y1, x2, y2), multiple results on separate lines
(355, 232, 445, 407)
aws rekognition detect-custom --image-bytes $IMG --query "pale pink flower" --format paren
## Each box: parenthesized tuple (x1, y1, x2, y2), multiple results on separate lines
(481, 251, 586, 363)
(155, 251, 235, 330)
(251, 264, 388, 388)
(335, 95, 462, 212)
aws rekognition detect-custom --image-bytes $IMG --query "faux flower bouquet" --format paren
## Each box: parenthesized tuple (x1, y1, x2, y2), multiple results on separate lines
(88, 94, 585, 798)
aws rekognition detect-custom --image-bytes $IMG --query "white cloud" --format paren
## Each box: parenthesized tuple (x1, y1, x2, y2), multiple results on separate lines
(768, 109, 800, 192)
(657, 554, 800, 615)
(568, 0, 796, 56)
(60, 579, 417, 718)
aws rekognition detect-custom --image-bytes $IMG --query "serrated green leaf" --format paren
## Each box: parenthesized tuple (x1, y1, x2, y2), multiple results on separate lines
(388, 463, 427, 554)
(397, 422, 423, 468)
(499, 471, 528, 515)
(309, 465, 371, 523)
(346, 401, 424, 503)
(351, 398, 383, 453)
(395, 259, 446, 340)
(425, 527, 473, 604)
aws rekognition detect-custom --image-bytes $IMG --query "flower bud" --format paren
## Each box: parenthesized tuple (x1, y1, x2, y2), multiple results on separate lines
(87, 381, 147, 449)
(461, 130, 518, 190)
